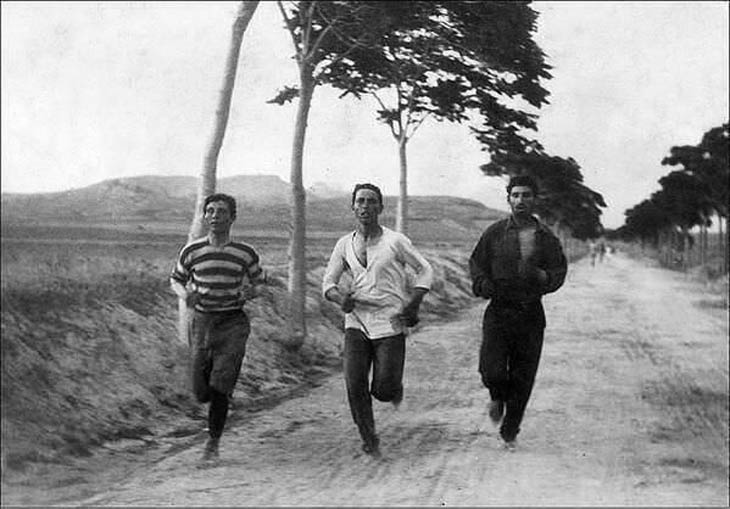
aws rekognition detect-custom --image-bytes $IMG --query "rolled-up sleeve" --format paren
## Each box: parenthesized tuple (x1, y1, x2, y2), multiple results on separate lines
(322, 238, 347, 297)
(398, 237, 433, 290)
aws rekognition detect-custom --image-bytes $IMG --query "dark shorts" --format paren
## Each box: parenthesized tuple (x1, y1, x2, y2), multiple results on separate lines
(190, 309, 250, 401)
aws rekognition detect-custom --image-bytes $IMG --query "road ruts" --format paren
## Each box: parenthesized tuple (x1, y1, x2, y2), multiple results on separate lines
(60, 252, 728, 506)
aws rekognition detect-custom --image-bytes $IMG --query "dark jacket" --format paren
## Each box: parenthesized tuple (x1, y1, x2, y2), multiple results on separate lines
(469, 216, 567, 304)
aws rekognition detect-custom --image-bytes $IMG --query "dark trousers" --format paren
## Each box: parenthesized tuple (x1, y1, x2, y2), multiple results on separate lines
(479, 301, 545, 441)
(343, 328, 405, 445)
(190, 310, 250, 439)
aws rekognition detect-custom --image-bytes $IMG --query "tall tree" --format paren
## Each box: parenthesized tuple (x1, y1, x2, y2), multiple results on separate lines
(188, 1, 260, 241)
(178, 1, 259, 345)
(661, 122, 729, 222)
(318, 1, 551, 233)
(622, 198, 671, 248)
(271, 1, 389, 349)
(654, 171, 714, 267)
(661, 122, 729, 270)
(621, 122, 729, 271)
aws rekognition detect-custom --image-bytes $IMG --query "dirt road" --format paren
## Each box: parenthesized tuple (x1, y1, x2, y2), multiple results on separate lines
(10, 252, 730, 506)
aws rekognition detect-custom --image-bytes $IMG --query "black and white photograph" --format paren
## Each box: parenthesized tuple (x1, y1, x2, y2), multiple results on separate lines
(1, 1, 728, 506)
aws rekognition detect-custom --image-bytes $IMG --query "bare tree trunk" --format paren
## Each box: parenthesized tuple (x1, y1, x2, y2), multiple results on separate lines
(395, 137, 408, 233)
(661, 228, 669, 267)
(188, 1, 259, 242)
(179, 0, 258, 346)
(286, 66, 315, 350)
(666, 229, 672, 266)
(554, 221, 571, 261)
(722, 215, 728, 274)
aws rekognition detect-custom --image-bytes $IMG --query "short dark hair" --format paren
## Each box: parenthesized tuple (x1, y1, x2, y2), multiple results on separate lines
(506, 175, 538, 195)
(351, 183, 383, 206)
(203, 193, 237, 218)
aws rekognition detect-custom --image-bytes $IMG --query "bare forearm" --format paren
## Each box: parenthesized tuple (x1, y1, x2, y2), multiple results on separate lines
(170, 279, 188, 300)
(407, 287, 428, 308)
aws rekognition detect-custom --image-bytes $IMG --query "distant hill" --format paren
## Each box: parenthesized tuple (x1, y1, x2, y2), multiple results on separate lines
(1, 175, 297, 222)
(1, 175, 507, 242)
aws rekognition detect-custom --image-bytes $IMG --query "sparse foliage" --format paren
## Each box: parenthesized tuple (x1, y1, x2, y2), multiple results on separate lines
(312, 1, 552, 233)
(620, 122, 729, 273)
(273, 0, 394, 349)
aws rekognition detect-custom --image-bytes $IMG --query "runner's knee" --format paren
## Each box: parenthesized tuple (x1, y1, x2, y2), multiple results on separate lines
(370, 380, 400, 401)
(480, 367, 507, 386)
(194, 385, 212, 403)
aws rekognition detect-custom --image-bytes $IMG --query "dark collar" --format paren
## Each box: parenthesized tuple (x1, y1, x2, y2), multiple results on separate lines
(504, 215, 552, 235)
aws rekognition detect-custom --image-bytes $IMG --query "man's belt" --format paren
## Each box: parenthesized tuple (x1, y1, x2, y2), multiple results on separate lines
(193, 308, 244, 316)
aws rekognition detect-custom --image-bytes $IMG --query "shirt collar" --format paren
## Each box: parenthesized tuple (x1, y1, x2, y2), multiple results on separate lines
(506, 215, 538, 229)
(505, 215, 552, 235)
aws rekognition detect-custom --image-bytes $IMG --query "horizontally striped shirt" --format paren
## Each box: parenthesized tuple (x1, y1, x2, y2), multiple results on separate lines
(171, 237, 265, 313)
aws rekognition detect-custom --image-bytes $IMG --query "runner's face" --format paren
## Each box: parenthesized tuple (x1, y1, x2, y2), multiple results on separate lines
(508, 185, 536, 219)
(204, 200, 234, 234)
(352, 189, 382, 226)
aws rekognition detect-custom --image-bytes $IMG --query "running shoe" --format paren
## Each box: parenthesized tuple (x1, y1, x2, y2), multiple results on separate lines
(202, 437, 220, 460)
(362, 436, 382, 459)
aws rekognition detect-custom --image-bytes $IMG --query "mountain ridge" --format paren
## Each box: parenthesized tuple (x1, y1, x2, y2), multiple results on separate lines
(1, 175, 507, 241)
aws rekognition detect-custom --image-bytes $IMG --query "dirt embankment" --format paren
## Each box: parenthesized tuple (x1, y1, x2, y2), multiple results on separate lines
(0, 246, 473, 498)
(4, 250, 727, 506)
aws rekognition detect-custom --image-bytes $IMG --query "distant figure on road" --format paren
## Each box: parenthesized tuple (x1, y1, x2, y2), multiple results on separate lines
(468, 175, 567, 450)
(322, 183, 434, 458)
(588, 240, 598, 267)
(170, 193, 267, 461)
(597, 239, 607, 263)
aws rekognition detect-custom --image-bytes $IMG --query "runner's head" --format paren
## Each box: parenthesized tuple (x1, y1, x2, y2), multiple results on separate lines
(203, 193, 237, 233)
(351, 183, 383, 207)
(506, 176, 537, 221)
(506, 175, 538, 196)
(351, 183, 384, 227)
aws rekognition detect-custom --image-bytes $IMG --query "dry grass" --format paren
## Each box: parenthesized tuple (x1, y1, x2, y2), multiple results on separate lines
(0, 235, 475, 474)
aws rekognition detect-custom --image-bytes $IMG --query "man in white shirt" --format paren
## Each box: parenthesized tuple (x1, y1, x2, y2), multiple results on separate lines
(322, 183, 434, 458)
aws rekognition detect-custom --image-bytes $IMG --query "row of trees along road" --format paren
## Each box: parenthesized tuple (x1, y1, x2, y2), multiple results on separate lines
(617, 122, 729, 274)
(183, 0, 605, 351)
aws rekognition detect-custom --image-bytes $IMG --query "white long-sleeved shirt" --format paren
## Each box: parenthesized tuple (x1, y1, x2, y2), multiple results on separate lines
(322, 227, 434, 339)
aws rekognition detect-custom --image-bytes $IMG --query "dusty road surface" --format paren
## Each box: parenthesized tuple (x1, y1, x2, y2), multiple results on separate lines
(7, 252, 730, 506)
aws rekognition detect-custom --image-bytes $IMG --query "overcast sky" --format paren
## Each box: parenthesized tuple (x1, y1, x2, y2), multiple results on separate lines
(1, 1, 728, 228)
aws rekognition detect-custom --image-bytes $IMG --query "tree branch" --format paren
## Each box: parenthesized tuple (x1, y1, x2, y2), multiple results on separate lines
(277, 1, 300, 59)
(371, 92, 398, 139)
(313, 2, 378, 61)
(308, 23, 335, 60)
(395, 86, 405, 141)
(403, 85, 416, 133)
(407, 111, 430, 140)
(302, 1, 317, 56)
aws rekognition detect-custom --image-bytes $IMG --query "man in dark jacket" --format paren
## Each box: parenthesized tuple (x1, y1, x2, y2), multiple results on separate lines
(468, 175, 567, 450)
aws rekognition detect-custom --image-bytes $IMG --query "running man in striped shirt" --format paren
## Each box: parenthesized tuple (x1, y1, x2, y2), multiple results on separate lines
(170, 193, 266, 461)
